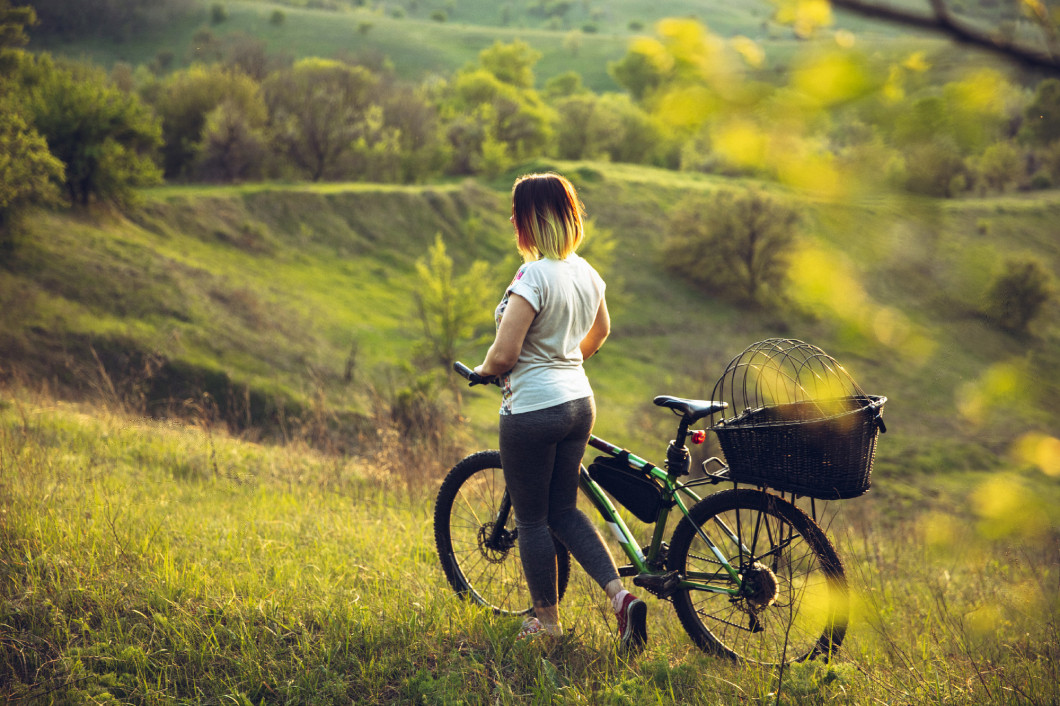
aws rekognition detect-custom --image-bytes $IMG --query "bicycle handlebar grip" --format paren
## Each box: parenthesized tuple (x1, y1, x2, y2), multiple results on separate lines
(453, 361, 495, 387)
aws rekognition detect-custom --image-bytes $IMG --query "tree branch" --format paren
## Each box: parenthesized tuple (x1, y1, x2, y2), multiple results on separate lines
(830, 0, 1060, 72)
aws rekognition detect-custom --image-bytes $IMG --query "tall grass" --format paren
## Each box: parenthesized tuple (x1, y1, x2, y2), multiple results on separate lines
(2, 390, 1057, 704)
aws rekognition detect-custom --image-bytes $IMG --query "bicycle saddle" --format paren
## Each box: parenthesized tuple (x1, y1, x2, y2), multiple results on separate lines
(653, 396, 728, 423)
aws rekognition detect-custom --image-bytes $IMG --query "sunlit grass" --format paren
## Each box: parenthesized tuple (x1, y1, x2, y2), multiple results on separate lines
(2, 394, 1057, 703)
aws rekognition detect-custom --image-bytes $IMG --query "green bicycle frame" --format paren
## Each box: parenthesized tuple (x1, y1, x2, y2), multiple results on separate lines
(580, 435, 744, 597)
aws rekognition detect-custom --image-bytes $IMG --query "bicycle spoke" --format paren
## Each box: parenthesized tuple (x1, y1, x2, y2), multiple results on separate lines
(671, 490, 847, 665)
(436, 452, 568, 616)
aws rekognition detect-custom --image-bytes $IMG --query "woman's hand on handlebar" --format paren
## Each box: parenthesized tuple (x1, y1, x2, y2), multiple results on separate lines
(453, 361, 499, 387)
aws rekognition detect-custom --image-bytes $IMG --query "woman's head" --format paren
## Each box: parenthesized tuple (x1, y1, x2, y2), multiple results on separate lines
(511, 172, 585, 261)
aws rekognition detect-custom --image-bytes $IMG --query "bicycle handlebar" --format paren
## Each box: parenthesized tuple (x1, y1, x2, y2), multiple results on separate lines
(453, 361, 500, 387)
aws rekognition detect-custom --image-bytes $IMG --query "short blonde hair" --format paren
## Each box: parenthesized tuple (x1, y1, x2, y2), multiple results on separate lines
(512, 173, 585, 261)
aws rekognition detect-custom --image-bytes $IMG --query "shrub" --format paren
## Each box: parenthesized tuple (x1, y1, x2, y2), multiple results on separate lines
(984, 258, 1054, 334)
(209, 3, 227, 24)
(973, 141, 1023, 194)
(664, 189, 798, 306)
(904, 140, 968, 197)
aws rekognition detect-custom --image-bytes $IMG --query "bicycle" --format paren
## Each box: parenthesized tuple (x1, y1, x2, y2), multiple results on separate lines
(433, 361, 849, 665)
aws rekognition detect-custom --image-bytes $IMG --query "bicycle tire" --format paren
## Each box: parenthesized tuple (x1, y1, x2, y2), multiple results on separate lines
(668, 489, 848, 664)
(434, 450, 571, 615)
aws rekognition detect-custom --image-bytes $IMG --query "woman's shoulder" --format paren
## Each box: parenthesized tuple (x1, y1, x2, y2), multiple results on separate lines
(569, 253, 604, 282)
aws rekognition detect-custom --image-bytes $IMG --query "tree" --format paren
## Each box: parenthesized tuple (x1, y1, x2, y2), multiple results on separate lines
(608, 47, 666, 102)
(902, 138, 968, 197)
(552, 92, 664, 165)
(0, 0, 35, 69)
(478, 39, 541, 90)
(19, 55, 161, 207)
(665, 189, 798, 306)
(1021, 78, 1060, 144)
(543, 70, 586, 99)
(553, 94, 600, 159)
(0, 100, 64, 251)
(413, 234, 496, 372)
(788, 0, 1060, 73)
(442, 61, 554, 175)
(985, 258, 1054, 334)
(594, 93, 667, 165)
(263, 58, 379, 181)
(973, 141, 1023, 193)
(378, 82, 450, 183)
(0, 1, 64, 252)
(195, 99, 267, 182)
(154, 64, 266, 180)
(23, 0, 195, 42)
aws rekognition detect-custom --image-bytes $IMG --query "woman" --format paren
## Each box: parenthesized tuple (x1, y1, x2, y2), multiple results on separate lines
(474, 172, 647, 651)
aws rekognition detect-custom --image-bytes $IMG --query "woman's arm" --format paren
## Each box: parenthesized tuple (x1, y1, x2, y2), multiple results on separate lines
(580, 297, 610, 361)
(475, 293, 535, 377)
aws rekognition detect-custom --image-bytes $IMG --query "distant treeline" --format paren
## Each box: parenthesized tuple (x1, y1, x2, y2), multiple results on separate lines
(18, 0, 197, 40)
(4, 0, 1060, 226)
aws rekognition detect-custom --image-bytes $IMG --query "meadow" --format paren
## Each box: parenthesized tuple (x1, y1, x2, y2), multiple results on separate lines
(1, 389, 1057, 704)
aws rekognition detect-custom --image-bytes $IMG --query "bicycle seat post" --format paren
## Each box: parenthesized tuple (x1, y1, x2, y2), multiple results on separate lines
(665, 419, 692, 477)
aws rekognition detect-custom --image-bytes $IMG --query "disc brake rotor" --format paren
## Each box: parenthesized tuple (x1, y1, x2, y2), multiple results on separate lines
(477, 522, 515, 564)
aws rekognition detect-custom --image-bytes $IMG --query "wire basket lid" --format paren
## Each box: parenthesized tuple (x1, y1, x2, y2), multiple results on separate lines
(708, 338, 878, 428)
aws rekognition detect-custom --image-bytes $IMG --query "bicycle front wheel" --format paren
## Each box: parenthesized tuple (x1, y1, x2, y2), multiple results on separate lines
(668, 489, 848, 665)
(433, 450, 571, 615)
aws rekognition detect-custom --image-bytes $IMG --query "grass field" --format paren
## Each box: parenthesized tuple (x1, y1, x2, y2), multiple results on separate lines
(1, 392, 1057, 704)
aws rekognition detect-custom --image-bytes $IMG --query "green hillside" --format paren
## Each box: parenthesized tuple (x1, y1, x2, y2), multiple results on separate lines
(29, 0, 951, 92)
(4, 164, 1058, 491)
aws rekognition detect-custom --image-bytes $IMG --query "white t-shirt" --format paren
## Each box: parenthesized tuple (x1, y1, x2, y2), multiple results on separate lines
(495, 254, 606, 415)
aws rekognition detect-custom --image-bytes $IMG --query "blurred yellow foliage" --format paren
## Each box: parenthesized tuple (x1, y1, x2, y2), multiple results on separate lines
(971, 473, 1052, 539)
(902, 51, 931, 73)
(629, 37, 674, 74)
(835, 29, 856, 49)
(793, 50, 873, 106)
(711, 118, 768, 167)
(773, 0, 834, 38)
(730, 36, 765, 68)
(656, 85, 719, 131)
(964, 601, 1004, 638)
(789, 244, 936, 362)
(948, 69, 1012, 114)
(921, 511, 959, 549)
(777, 150, 842, 197)
(1022, 0, 1049, 23)
(955, 360, 1032, 426)
(1012, 432, 1060, 477)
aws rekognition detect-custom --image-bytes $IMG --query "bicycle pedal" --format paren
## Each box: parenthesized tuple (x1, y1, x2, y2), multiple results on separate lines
(633, 571, 681, 599)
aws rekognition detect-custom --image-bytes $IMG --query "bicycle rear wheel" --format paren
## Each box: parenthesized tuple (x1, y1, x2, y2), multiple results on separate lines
(434, 450, 571, 615)
(668, 489, 848, 665)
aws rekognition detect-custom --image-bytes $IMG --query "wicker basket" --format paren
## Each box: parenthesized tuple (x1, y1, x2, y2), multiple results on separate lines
(707, 340, 887, 500)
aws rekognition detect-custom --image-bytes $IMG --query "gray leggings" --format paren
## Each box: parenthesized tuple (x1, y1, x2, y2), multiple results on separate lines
(499, 396, 620, 609)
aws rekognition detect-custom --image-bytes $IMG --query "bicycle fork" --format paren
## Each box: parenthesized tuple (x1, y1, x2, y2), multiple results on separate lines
(484, 492, 517, 552)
